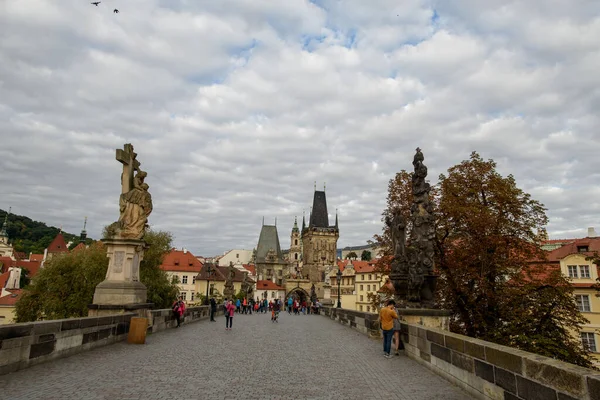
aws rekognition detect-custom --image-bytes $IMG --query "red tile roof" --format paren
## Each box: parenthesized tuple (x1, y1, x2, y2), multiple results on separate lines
(47, 233, 68, 253)
(255, 280, 285, 290)
(71, 243, 86, 252)
(243, 264, 256, 275)
(0, 271, 9, 288)
(160, 249, 204, 273)
(0, 289, 23, 306)
(336, 260, 378, 273)
(546, 237, 600, 262)
(30, 254, 44, 262)
(0, 257, 12, 273)
(15, 260, 42, 278)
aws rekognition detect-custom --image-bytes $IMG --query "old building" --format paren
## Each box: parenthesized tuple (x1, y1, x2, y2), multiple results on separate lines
(255, 280, 286, 302)
(194, 264, 255, 301)
(301, 189, 338, 283)
(159, 248, 204, 303)
(217, 249, 254, 267)
(255, 222, 287, 286)
(289, 217, 302, 270)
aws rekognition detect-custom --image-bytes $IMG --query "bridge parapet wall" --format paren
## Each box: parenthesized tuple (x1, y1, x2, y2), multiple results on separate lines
(320, 307, 600, 400)
(400, 321, 600, 400)
(320, 306, 380, 338)
(0, 313, 135, 376)
(149, 305, 221, 333)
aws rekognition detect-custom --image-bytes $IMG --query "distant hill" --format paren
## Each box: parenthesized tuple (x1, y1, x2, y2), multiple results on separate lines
(0, 209, 94, 255)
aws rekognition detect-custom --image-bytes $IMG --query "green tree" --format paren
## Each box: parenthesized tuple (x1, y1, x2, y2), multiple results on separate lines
(15, 242, 108, 322)
(15, 229, 179, 322)
(360, 250, 372, 261)
(345, 251, 358, 260)
(141, 230, 180, 309)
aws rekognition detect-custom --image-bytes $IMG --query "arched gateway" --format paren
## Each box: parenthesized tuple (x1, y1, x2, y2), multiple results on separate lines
(286, 287, 309, 304)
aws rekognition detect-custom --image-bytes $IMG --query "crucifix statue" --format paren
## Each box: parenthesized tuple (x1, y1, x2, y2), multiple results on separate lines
(106, 144, 153, 240)
(116, 144, 141, 195)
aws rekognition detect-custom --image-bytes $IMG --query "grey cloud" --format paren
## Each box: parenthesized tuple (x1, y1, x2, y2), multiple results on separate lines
(1, 0, 599, 255)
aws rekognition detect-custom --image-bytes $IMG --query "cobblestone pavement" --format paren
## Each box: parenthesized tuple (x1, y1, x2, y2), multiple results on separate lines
(0, 313, 474, 400)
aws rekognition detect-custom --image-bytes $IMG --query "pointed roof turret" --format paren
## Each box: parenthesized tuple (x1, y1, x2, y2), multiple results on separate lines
(292, 216, 299, 233)
(335, 209, 338, 228)
(302, 212, 306, 231)
(309, 190, 329, 228)
(47, 232, 68, 254)
(255, 223, 283, 264)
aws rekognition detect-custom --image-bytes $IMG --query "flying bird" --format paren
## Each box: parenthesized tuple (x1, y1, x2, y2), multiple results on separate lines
(91, 2, 100, 5)
(113, 9, 119, 13)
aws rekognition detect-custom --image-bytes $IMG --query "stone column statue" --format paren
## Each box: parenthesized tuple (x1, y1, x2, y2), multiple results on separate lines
(389, 148, 438, 308)
(90, 144, 153, 315)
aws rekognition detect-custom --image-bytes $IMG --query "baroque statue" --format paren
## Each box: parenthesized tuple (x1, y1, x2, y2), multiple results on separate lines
(223, 262, 236, 300)
(388, 148, 437, 308)
(106, 144, 153, 240)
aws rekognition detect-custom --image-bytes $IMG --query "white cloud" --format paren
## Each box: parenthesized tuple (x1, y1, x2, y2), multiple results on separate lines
(1, 0, 599, 255)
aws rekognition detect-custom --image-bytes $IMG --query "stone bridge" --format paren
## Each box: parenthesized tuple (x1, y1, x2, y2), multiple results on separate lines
(0, 307, 598, 400)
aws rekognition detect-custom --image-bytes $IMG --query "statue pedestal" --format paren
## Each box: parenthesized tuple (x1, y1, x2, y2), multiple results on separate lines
(89, 238, 151, 317)
(397, 308, 452, 331)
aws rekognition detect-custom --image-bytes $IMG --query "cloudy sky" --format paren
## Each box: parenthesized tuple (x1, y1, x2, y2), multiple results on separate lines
(1, 1, 599, 256)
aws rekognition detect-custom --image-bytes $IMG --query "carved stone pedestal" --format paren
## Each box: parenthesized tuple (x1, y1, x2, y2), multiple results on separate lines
(396, 308, 452, 331)
(88, 238, 152, 317)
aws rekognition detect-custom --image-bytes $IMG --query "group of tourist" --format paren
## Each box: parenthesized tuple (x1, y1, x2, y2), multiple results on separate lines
(173, 295, 323, 331)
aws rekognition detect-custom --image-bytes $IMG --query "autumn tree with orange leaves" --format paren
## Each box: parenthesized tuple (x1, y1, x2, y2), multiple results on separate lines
(374, 152, 594, 368)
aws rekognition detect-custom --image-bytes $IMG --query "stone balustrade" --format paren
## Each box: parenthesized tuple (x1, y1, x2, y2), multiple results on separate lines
(320, 306, 380, 338)
(320, 306, 600, 400)
(0, 304, 222, 376)
(0, 313, 135, 375)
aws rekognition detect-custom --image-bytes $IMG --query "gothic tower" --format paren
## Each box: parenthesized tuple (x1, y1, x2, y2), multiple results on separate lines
(301, 185, 339, 283)
(290, 216, 301, 268)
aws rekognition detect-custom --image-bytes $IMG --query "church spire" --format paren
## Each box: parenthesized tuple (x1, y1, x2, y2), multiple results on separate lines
(0, 207, 10, 241)
(335, 208, 338, 229)
(302, 212, 306, 231)
(292, 216, 299, 233)
(80, 216, 88, 243)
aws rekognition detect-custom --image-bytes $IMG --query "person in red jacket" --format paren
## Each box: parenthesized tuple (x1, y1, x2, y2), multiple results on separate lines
(172, 296, 186, 328)
(225, 300, 236, 330)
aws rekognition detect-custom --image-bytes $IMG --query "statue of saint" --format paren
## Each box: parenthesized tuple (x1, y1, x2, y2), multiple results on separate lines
(118, 170, 153, 239)
(386, 211, 406, 260)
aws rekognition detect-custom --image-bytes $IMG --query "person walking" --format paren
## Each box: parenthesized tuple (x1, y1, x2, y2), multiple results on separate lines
(209, 297, 217, 322)
(287, 296, 293, 314)
(225, 300, 236, 330)
(172, 296, 186, 328)
(235, 298, 241, 313)
(379, 299, 398, 358)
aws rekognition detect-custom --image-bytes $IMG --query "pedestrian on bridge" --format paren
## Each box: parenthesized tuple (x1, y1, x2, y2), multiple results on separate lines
(236, 298, 241, 313)
(226, 300, 236, 330)
(172, 296, 185, 328)
(379, 299, 398, 358)
(209, 297, 217, 322)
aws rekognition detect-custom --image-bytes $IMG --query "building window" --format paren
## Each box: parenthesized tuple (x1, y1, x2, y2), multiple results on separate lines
(367, 285, 371, 291)
(181, 292, 187, 300)
(278, 270, 282, 276)
(271, 291, 275, 298)
(578, 246, 589, 253)
(580, 265, 590, 278)
(567, 265, 578, 278)
(174, 259, 179, 266)
(360, 305, 363, 311)
(367, 306, 370, 312)
(368, 274, 372, 280)
(295, 253, 298, 260)
(295, 239, 298, 245)
(182, 275, 188, 284)
(360, 295, 363, 301)
(210, 284, 214, 294)
(191, 292, 195, 301)
(236, 253, 239, 258)
(360, 284, 364, 291)
(192, 276, 196, 284)
(576, 295, 591, 312)
(581, 332, 597, 352)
